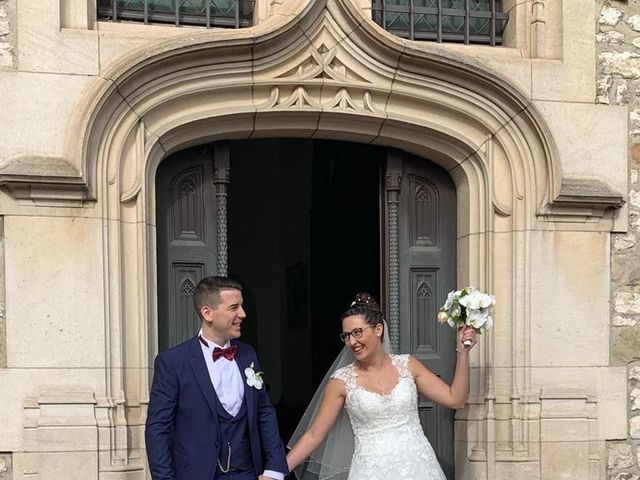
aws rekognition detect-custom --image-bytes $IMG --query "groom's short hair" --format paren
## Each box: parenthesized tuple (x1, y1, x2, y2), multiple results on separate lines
(193, 276, 243, 317)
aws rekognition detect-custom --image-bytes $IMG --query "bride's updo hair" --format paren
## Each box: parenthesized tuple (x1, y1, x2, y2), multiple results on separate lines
(340, 292, 385, 342)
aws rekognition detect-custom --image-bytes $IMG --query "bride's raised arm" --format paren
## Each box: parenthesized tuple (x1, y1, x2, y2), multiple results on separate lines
(286, 377, 347, 471)
(409, 325, 476, 410)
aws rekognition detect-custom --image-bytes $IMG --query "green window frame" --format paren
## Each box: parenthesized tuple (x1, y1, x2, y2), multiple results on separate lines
(372, 0, 509, 45)
(97, 0, 255, 28)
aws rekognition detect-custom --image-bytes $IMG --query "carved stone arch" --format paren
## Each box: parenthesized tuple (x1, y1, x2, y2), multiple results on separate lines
(65, 0, 571, 212)
(10, 0, 620, 477)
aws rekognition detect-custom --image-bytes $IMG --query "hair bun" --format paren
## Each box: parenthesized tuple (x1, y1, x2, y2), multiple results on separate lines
(350, 292, 381, 311)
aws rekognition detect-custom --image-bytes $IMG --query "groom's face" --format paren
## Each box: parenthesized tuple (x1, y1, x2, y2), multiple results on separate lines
(201, 288, 246, 343)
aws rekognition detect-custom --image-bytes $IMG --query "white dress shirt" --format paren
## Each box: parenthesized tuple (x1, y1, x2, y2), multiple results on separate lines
(198, 331, 244, 416)
(197, 330, 284, 480)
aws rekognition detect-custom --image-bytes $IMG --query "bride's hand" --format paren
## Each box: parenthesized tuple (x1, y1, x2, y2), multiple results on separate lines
(457, 325, 477, 352)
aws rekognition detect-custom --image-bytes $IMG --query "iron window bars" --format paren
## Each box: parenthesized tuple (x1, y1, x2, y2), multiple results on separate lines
(372, 0, 508, 45)
(97, 0, 255, 28)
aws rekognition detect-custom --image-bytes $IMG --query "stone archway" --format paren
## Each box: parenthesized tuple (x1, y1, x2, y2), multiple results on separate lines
(4, 1, 624, 478)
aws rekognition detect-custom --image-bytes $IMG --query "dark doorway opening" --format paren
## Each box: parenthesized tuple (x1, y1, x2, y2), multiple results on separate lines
(227, 139, 384, 442)
(155, 138, 457, 479)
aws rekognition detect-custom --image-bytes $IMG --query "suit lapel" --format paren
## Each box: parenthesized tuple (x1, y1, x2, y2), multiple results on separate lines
(187, 337, 221, 422)
(233, 341, 255, 426)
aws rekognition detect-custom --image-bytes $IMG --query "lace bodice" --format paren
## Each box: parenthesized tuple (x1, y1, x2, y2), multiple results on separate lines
(331, 354, 446, 480)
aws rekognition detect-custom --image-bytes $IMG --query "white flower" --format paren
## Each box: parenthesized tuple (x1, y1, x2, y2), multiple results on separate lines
(466, 308, 491, 329)
(439, 286, 495, 334)
(443, 289, 461, 310)
(244, 362, 264, 390)
(459, 290, 494, 310)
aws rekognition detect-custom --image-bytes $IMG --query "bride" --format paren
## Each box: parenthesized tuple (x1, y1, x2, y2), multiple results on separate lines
(286, 293, 477, 480)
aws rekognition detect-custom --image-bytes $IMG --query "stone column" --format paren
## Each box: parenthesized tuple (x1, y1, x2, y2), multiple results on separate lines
(214, 143, 231, 277)
(385, 151, 402, 354)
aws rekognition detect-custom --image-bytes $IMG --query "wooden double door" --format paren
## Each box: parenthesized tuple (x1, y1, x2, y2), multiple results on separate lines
(155, 139, 457, 478)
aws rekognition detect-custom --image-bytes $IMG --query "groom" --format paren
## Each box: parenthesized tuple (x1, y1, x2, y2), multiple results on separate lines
(145, 276, 288, 480)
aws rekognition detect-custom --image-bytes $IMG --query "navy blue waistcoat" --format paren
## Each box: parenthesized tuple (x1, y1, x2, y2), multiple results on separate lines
(216, 399, 254, 472)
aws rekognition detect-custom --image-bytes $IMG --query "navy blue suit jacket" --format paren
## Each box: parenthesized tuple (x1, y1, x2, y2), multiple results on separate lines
(145, 337, 288, 480)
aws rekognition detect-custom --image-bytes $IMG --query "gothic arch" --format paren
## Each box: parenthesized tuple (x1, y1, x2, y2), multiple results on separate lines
(69, 0, 566, 219)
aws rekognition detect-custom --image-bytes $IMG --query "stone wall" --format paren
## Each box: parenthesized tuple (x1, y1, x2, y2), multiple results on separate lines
(598, 1, 640, 478)
(0, 217, 4, 369)
(0, 453, 11, 480)
(0, 0, 12, 68)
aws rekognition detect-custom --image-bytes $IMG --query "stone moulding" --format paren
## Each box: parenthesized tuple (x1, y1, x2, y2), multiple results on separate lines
(21, 390, 144, 478)
(539, 177, 625, 221)
(259, 85, 380, 114)
(0, 0, 623, 224)
(0, 0, 612, 224)
(0, 155, 92, 204)
(538, 387, 601, 479)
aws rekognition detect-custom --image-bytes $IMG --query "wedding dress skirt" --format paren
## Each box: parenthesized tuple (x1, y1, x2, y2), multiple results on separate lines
(331, 355, 447, 480)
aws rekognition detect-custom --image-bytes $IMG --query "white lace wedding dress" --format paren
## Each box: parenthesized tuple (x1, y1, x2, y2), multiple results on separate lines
(330, 354, 447, 480)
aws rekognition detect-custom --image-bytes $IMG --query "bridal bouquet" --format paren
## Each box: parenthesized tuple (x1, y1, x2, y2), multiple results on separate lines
(438, 287, 495, 347)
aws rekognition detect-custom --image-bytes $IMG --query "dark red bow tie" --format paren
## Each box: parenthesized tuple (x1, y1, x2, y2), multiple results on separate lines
(213, 345, 237, 362)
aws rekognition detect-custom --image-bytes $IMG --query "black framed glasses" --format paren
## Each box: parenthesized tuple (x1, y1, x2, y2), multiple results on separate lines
(339, 325, 375, 343)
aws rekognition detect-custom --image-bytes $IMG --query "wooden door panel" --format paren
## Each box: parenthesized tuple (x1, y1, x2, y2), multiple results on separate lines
(156, 147, 218, 351)
(169, 263, 205, 346)
(393, 152, 457, 479)
(170, 166, 207, 243)
(410, 269, 440, 355)
(409, 175, 440, 247)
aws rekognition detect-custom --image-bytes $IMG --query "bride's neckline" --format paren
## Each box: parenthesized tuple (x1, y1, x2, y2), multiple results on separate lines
(351, 354, 402, 397)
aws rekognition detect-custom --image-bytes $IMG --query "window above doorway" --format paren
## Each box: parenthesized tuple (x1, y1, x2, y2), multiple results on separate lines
(372, 0, 508, 45)
(97, 0, 255, 28)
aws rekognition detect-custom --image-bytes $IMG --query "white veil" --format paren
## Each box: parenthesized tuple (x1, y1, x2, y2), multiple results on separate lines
(287, 320, 392, 480)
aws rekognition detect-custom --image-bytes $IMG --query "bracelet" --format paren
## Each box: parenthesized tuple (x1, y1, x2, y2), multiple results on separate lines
(456, 347, 469, 353)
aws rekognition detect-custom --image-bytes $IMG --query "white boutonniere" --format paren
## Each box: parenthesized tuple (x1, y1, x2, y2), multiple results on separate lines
(244, 362, 264, 390)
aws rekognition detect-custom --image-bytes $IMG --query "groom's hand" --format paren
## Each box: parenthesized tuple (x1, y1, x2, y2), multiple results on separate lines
(258, 476, 276, 480)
